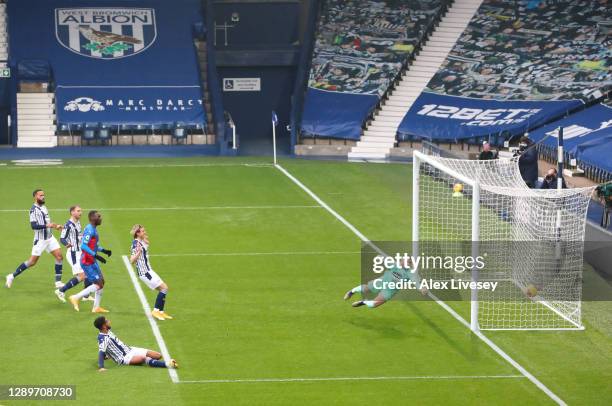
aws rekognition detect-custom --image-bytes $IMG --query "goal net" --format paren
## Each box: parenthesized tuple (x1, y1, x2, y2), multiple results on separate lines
(412, 150, 594, 330)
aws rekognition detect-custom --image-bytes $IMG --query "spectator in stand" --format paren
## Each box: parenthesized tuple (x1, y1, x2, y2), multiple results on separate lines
(539, 168, 567, 189)
(478, 142, 496, 160)
(517, 136, 538, 188)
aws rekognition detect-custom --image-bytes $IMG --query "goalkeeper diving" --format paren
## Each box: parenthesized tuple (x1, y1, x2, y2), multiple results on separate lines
(344, 256, 427, 308)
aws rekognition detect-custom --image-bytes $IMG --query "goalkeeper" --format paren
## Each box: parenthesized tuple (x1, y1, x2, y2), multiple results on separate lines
(344, 257, 427, 308)
(596, 183, 612, 228)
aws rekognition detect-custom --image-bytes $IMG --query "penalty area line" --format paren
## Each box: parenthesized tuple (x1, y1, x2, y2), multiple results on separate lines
(274, 163, 567, 406)
(179, 375, 525, 384)
(122, 256, 179, 383)
(0, 205, 321, 213)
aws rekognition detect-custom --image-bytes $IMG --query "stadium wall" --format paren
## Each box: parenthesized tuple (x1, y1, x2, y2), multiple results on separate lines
(211, 0, 304, 154)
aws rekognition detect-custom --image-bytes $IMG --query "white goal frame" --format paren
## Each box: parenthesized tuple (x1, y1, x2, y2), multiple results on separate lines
(412, 150, 586, 332)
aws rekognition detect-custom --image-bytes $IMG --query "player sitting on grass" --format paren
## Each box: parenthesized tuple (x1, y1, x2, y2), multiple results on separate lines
(344, 257, 427, 308)
(6, 189, 64, 289)
(130, 224, 173, 321)
(94, 316, 178, 372)
(55, 205, 94, 303)
(68, 211, 112, 313)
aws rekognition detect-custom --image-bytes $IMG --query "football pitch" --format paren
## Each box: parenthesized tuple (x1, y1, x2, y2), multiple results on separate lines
(0, 157, 611, 405)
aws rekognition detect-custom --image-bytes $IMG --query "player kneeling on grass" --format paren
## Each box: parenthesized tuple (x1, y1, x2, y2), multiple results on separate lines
(94, 316, 177, 372)
(130, 224, 172, 321)
(344, 257, 427, 308)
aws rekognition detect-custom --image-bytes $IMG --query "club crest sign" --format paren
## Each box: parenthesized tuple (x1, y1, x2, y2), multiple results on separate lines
(55, 8, 156, 59)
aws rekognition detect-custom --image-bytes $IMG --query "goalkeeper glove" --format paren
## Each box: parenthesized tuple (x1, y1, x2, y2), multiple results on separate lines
(100, 249, 112, 257)
(95, 255, 107, 264)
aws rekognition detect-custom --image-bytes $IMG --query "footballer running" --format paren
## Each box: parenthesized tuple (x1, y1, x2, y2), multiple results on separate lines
(130, 224, 173, 321)
(55, 205, 94, 303)
(94, 316, 178, 371)
(68, 210, 112, 313)
(6, 189, 65, 289)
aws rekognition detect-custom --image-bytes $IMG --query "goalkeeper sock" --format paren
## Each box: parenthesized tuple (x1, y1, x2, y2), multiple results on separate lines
(54, 260, 63, 282)
(363, 300, 377, 308)
(60, 277, 80, 293)
(146, 357, 166, 368)
(13, 261, 31, 277)
(94, 288, 104, 308)
(350, 285, 363, 294)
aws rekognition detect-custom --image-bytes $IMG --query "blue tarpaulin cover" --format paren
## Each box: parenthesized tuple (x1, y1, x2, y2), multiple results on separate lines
(397, 92, 582, 141)
(529, 104, 612, 156)
(300, 89, 378, 140)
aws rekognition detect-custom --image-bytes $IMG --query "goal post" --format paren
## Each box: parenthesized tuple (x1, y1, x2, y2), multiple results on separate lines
(412, 150, 594, 331)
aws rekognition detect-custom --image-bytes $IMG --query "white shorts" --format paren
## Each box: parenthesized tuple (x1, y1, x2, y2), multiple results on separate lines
(122, 347, 148, 365)
(67, 250, 84, 275)
(31, 236, 61, 257)
(139, 270, 163, 290)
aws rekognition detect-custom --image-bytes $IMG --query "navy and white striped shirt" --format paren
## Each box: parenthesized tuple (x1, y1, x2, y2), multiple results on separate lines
(131, 239, 152, 277)
(60, 220, 81, 252)
(98, 331, 131, 365)
(29, 204, 51, 241)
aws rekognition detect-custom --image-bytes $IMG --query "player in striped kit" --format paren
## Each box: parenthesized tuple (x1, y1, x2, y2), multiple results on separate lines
(54, 205, 94, 303)
(129, 224, 173, 321)
(6, 189, 64, 289)
(94, 316, 178, 371)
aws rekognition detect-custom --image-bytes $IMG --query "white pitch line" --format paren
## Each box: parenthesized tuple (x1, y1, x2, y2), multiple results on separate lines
(149, 251, 360, 257)
(180, 375, 524, 384)
(0, 205, 321, 213)
(274, 163, 567, 406)
(122, 256, 179, 383)
(0, 162, 273, 170)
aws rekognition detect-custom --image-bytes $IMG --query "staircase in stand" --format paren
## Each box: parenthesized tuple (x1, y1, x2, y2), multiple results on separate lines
(17, 93, 57, 148)
(0, 1, 7, 68)
(195, 39, 215, 137)
(348, 0, 483, 160)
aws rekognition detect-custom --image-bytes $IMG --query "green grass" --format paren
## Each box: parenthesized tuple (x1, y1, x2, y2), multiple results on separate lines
(0, 157, 610, 405)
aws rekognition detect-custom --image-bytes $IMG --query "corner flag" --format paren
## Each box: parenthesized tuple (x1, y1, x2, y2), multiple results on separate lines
(272, 111, 278, 126)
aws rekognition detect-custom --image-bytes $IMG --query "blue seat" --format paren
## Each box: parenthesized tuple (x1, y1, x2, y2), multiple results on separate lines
(97, 123, 111, 142)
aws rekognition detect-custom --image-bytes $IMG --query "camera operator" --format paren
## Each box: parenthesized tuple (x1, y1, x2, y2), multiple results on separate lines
(540, 168, 567, 189)
(478, 142, 497, 160)
(515, 136, 538, 188)
(596, 183, 612, 228)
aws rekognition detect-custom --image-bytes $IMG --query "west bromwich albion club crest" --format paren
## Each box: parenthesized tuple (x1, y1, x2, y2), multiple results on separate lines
(55, 8, 156, 59)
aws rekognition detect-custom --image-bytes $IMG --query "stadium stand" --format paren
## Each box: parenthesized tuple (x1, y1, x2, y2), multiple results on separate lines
(397, 0, 612, 144)
(8, 0, 213, 147)
(299, 0, 446, 146)
(0, 1, 6, 68)
(349, 0, 482, 159)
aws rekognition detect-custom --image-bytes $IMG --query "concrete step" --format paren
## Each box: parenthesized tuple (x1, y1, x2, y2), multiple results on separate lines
(412, 59, 444, 66)
(360, 135, 396, 143)
(17, 93, 54, 100)
(350, 146, 391, 154)
(356, 139, 396, 147)
(348, 151, 388, 159)
(18, 124, 56, 132)
(17, 114, 56, 120)
(18, 130, 57, 137)
(377, 110, 406, 118)
(363, 129, 397, 137)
